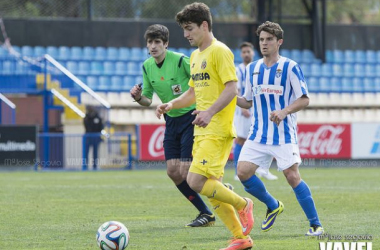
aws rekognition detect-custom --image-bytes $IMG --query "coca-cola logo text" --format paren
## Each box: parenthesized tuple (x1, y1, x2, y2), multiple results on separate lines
(148, 126, 165, 157)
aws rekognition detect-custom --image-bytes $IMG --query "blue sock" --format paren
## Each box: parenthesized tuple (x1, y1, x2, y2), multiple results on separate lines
(241, 175, 278, 211)
(233, 143, 243, 175)
(176, 181, 212, 215)
(293, 180, 321, 227)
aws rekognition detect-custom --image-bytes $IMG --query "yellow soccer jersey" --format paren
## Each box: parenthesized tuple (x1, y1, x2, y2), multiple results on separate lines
(189, 39, 238, 137)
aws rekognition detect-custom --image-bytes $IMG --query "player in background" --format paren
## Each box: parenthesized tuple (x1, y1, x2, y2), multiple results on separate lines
(158, 3, 254, 250)
(130, 24, 215, 228)
(233, 42, 278, 181)
(236, 21, 323, 236)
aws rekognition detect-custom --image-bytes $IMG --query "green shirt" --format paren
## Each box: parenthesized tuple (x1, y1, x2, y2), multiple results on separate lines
(142, 50, 195, 117)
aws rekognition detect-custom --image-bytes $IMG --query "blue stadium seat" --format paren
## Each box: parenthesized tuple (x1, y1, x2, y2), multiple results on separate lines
(365, 64, 376, 77)
(355, 50, 366, 63)
(58, 46, 70, 60)
(344, 50, 355, 63)
(34, 46, 46, 57)
(331, 77, 341, 92)
(353, 63, 365, 77)
(111, 76, 123, 90)
(310, 63, 321, 77)
(130, 47, 143, 61)
(98, 76, 110, 91)
(178, 47, 190, 57)
(300, 64, 310, 77)
(341, 78, 353, 92)
(280, 49, 290, 59)
(12, 46, 21, 53)
(107, 47, 118, 60)
(2, 60, 14, 74)
(332, 63, 343, 77)
(66, 61, 78, 75)
(319, 77, 329, 92)
(332, 50, 344, 63)
(15, 61, 28, 74)
(343, 64, 354, 77)
(115, 61, 127, 75)
(135, 76, 143, 85)
(21, 46, 34, 57)
(103, 61, 115, 75)
(78, 61, 90, 75)
(118, 47, 130, 60)
(352, 78, 363, 92)
(46, 46, 58, 58)
(126, 61, 139, 75)
(375, 78, 380, 92)
(71, 47, 83, 61)
(123, 76, 135, 91)
(325, 50, 333, 63)
(307, 77, 319, 92)
(95, 47, 106, 61)
(290, 49, 302, 62)
(301, 50, 314, 63)
(0, 47, 8, 59)
(363, 78, 374, 92)
(83, 47, 94, 60)
(366, 50, 376, 63)
(90, 61, 103, 75)
(377, 51, 380, 63)
(376, 64, 380, 77)
(86, 76, 98, 89)
(321, 64, 332, 77)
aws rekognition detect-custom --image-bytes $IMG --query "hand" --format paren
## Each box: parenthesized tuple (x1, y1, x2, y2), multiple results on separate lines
(241, 108, 251, 118)
(270, 110, 288, 126)
(191, 110, 212, 128)
(130, 83, 142, 100)
(156, 103, 173, 119)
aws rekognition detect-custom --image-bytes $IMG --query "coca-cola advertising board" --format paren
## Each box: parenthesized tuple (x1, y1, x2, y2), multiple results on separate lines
(139, 124, 166, 160)
(297, 124, 351, 159)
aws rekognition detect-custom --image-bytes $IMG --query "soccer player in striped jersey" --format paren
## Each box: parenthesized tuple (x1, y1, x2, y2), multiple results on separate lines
(158, 3, 254, 249)
(233, 42, 278, 181)
(130, 24, 215, 228)
(236, 21, 324, 236)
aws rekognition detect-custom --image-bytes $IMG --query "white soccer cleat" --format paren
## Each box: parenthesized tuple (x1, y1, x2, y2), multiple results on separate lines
(256, 168, 278, 181)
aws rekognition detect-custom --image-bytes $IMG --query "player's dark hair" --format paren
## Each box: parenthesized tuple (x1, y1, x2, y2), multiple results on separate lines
(240, 42, 254, 50)
(256, 21, 283, 40)
(176, 2, 212, 31)
(144, 24, 169, 43)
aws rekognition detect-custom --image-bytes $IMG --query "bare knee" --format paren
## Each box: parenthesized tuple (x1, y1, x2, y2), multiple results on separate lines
(179, 161, 191, 181)
(166, 159, 183, 184)
(283, 165, 301, 188)
(237, 161, 258, 181)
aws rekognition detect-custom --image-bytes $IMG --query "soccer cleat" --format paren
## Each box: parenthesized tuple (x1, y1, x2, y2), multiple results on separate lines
(219, 236, 253, 250)
(256, 168, 278, 180)
(305, 225, 324, 236)
(261, 200, 284, 232)
(185, 213, 215, 227)
(237, 198, 254, 236)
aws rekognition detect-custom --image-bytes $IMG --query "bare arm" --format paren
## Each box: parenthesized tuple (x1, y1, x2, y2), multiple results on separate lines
(155, 87, 195, 119)
(237, 96, 252, 109)
(192, 81, 237, 128)
(270, 95, 309, 125)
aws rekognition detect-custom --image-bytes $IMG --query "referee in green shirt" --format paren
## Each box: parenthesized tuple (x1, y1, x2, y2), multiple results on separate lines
(130, 24, 214, 227)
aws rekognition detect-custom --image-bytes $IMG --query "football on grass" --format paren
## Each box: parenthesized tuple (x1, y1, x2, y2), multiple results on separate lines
(96, 221, 129, 250)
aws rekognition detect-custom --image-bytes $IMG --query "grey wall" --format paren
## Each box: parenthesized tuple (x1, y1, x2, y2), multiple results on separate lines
(3, 19, 380, 50)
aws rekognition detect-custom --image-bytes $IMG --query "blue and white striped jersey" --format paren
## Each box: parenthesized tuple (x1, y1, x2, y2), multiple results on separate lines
(243, 56, 308, 145)
(235, 63, 251, 117)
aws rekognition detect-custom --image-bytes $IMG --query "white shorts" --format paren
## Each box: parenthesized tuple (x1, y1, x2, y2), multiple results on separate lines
(234, 113, 251, 139)
(238, 140, 302, 172)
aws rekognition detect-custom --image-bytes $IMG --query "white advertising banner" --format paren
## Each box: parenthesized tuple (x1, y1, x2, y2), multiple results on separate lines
(351, 123, 380, 159)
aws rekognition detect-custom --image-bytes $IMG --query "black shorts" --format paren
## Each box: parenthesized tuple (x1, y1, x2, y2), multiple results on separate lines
(163, 109, 195, 161)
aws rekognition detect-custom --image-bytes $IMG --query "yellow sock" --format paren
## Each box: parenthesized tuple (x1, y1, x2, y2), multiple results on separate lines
(200, 178, 246, 211)
(209, 198, 246, 239)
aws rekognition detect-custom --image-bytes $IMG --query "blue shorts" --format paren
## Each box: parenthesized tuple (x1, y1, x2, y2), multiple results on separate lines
(163, 109, 195, 161)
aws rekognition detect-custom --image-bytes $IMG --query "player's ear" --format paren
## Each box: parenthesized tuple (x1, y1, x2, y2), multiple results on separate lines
(278, 39, 283, 46)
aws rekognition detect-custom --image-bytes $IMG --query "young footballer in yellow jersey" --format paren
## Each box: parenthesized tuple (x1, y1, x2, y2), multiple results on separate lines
(157, 3, 254, 250)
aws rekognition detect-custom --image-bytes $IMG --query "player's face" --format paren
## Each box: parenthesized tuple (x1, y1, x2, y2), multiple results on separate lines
(259, 31, 283, 57)
(241, 47, 254, 65)
(182, 22, 206, 47)
(147, 38, 168, 61)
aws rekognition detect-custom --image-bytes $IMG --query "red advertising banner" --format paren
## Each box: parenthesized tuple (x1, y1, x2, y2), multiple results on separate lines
(297, 124, 351, 159)
(139, 124, 166, 161)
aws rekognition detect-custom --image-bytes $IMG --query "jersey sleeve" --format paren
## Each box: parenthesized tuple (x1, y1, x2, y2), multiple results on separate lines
(290, 64, 309, 99)
(243, 64, 253, 101)
(181, 55, 191, 78)
(141, 64, 154, 100)
(236, 66, 243, 92)
(214, 47, 238, 85)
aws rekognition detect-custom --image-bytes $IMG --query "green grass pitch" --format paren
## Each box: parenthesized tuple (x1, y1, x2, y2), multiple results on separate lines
(0, 167, 379, 249)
